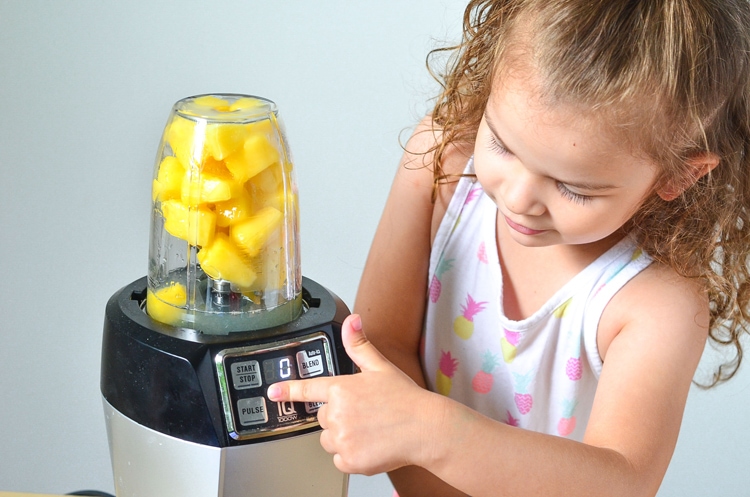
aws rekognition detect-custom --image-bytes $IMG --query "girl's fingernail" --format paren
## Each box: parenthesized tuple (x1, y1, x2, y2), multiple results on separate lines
(350, 314, 362, 331)
(267, 384, 281, 400)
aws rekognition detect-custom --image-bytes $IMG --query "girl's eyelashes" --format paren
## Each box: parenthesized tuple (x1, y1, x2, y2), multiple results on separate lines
(485, 130, 593, 206)
(556, 182, 593, 205)
(487, 134, 511, 156)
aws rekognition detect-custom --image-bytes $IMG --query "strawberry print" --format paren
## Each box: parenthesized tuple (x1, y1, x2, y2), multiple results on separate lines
(429, 256, 454, 303)
(505, 410, 520, 427)
(513, 371, 534, 415)
(565, 356, 583, 381)
(557, 399, 578, 437)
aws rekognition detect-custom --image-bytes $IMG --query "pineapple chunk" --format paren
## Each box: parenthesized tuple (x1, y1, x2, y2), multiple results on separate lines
(153, 156, 186, 202)
(147, 283, 187, 326)
(205, 123, 250, 161)
(225, 134, 280, 183)
(242, 232, 288, 294)
(161, 199, 216, 247)
(193, 95, 231, 111)
(167, 115, 200, 167)
(197, 233, 257, 290)
(181, 169, 236, 205)
(247, 162, 283, 192)
(230, 206, 283, 257)
(215, 189, 254, 227)
(228, 97, 265, 112)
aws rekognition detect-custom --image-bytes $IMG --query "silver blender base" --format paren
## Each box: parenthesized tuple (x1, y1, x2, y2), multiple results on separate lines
(104, 398, 349, 496)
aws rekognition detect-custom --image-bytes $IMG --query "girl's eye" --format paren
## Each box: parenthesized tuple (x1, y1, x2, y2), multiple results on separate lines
(556, 182, 593, 205)
(487, 135, 511, 156)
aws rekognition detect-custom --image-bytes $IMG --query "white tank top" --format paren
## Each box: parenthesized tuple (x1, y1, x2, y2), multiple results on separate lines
(421, 158, 652, 440)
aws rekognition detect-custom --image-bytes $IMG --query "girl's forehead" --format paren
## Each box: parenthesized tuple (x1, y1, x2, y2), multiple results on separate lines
(489, 65, 653, 160)
(487, 71, 650, 165)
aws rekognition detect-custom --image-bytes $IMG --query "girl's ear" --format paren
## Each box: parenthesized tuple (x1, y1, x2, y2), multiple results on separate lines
(656, 152, 720, 201)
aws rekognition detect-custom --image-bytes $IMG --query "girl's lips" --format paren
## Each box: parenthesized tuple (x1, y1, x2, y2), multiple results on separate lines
(504, 215, 547, 235)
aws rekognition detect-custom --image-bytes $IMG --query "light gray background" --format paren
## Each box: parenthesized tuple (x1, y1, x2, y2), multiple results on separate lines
(0, 2, 747, 496)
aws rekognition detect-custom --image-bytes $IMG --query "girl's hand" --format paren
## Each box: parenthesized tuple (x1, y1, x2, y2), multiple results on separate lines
(267, 314, 438, 475)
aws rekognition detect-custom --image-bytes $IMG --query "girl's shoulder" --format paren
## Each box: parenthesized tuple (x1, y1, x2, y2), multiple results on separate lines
(597, 261, 710, 361)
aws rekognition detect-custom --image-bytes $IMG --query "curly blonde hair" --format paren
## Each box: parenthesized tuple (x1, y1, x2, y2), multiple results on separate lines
(427, 0, 750, 386)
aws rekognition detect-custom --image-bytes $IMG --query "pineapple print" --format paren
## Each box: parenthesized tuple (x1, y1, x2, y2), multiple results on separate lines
(428, 256, 454, 303)
(471, 351, 500, 394)
(477, 241, 488, 264)
(500, 329, 521, 363)
(553, 297, 573, 318)
(465, 187, 482, 205)
(557, 399, 578, 437)
(436, 350, 459, 396)
(453, 293, 488, 339)
(512, 371, 534, 415)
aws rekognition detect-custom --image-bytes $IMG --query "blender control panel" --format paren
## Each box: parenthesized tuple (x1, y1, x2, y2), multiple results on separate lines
(215, 332, 335, 440)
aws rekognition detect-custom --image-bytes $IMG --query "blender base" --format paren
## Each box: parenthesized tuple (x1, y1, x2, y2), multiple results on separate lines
(104, 399, 348, 497)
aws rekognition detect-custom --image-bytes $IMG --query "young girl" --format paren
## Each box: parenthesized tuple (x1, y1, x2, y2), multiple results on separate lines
(268, 1, 750, 495)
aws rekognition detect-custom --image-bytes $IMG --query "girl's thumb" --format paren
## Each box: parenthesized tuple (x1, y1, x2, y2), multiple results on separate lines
(341, 314, 388, 372)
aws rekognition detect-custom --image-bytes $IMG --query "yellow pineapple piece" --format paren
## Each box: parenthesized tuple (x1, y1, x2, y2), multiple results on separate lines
(153, 156, 186, 202)
(215, 189, 254, 227)
(205, 123, 251, 161)
(193, 95, 231, 111)
(181, 168, 237, 205)
(247, 232, 290, 294)
(147, 283, 187, 326)
(197, 233, 257, 290)
(230, 206, 283, 257)
(225, 134, 280, 183)
(247, 162, 283, 191)
(228, 97, 265, 112)
(167, 115, 201, 167)
(246, 118, 274, 136)
(161, 199, 216, 247)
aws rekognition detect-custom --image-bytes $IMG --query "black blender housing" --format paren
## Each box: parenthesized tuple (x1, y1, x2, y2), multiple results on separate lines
(101, 276, 353, 448)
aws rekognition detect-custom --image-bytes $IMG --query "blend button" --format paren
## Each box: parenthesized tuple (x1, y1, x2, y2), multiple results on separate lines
(296, 349, 325, 378)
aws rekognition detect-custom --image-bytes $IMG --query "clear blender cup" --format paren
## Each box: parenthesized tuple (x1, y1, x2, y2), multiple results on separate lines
(146, 94, 302, 334)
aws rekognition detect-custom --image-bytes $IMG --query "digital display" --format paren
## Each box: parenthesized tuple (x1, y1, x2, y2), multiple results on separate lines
(262, 355, 298, 384)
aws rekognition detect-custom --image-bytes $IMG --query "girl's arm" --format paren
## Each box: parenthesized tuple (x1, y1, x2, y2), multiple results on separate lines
(271, 270, 707, 496)
(353, 118, 470, 495)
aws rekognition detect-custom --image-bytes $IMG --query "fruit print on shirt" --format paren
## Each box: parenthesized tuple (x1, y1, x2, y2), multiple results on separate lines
(454, 293, 488, 339)
(501, 329, 521, 363)
(429, 255, 455, 303)
(477, 240, 488, 264)
(553, 297, 584, 382)
(472, 351, 500, 394)
(557, 398, 578, 437)
(436, 350, 459, 396)
(513, 371, 535, 415)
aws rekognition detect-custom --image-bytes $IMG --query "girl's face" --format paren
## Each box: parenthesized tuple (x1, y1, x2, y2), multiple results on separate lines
(474, 74, 660, 248)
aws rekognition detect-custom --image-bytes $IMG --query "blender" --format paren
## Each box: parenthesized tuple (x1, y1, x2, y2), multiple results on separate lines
(100, 94, 353, 496)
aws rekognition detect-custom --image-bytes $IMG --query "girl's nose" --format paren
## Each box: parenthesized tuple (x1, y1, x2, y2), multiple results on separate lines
(501, 168, 546, 217)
